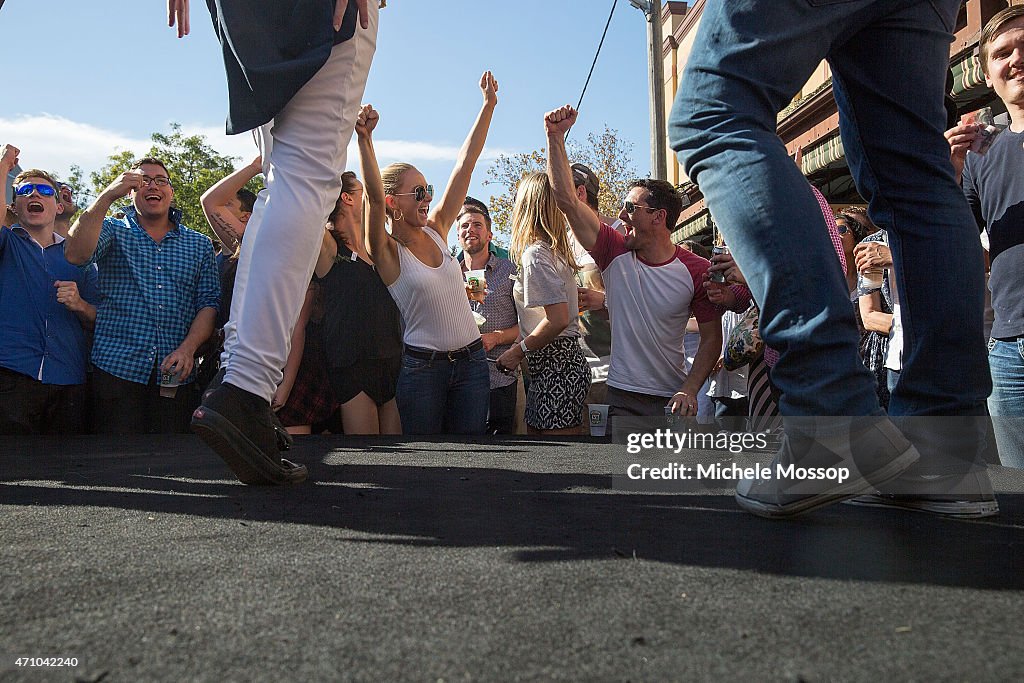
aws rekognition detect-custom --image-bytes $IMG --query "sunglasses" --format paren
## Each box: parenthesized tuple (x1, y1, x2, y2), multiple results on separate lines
(836, 223, 850, 235)
(394, 184, 434, 202)
(14, 183, 57, 198)
(621, 200, 658, 215)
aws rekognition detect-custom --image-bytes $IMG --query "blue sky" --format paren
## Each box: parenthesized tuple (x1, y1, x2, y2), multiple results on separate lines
(0, 1, 653, 232)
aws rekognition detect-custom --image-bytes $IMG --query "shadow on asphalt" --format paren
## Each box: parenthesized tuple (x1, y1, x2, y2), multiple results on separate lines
(3, 435, 1022, 591)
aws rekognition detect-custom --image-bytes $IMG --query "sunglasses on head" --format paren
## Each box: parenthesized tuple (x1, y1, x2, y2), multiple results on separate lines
(395, 184, 434, 202)
(621, 200, 658, 215)
(14, 183, 56, 198)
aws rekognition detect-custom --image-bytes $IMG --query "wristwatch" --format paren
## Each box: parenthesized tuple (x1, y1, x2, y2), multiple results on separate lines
(520, 339, 530, 354)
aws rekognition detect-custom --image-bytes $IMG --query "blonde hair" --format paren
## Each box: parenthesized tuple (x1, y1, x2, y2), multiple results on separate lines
(380, 162, 416, 222)
(509, 172, 578, 272)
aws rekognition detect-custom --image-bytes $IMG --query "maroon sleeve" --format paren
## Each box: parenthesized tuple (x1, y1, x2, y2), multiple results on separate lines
(728, 284, 753, 312)
(590, 223, 627, 271)
(677, 248, 719, 323)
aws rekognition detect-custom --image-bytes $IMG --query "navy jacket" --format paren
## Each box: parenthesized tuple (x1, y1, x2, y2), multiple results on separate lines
(206, 0, 358, 134)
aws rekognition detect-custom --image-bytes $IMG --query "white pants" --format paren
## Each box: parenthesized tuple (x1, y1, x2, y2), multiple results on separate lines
(222, 5, 378, 401)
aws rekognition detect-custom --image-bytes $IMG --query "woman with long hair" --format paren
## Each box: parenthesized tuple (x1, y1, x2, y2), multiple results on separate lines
(314, 171, 403, 434)
(496, 172, 590, 435)
(361, 72, 498, 435)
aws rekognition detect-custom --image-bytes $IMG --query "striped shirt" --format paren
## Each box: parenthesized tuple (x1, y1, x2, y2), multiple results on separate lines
(88, 206, 220, 385)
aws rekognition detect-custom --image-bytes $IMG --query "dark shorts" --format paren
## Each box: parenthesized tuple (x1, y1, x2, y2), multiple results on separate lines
(329, 357, 401, 407)
(606, 385, 671, 418)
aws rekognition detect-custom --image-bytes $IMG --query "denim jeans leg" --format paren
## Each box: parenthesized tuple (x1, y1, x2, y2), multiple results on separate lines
(443, 349, 490, 435)
(828, 1, 989, 418)
(396, 354, 450, 435)
(670, 0, 880, 416)
(670, 0, 986, 421)
(988, 339, 1024, 468)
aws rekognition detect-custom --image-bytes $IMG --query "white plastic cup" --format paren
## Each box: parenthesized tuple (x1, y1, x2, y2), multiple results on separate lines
(465, 269, 487, 294)
(588, 403, 610, 437)
(861, 269, 884, 290)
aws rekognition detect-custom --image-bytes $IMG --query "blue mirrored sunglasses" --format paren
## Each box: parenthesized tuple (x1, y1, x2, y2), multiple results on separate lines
(14, 183, 57, 198)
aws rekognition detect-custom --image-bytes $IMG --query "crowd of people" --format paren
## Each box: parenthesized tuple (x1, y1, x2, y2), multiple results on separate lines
(1, 0, 1020, 518)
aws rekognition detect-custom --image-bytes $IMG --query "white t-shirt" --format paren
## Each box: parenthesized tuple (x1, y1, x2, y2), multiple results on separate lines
(590, 223, 717, 397)
(513, 242, 580, 339)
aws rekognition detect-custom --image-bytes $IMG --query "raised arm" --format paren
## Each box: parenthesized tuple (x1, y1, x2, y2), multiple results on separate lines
(167, 0, 190, 38)
(201, 156, 261, 253)
(65, 171, 143, 265)
(0, 144, 19, 220)
(357, 105, 400, 285)
(428, 71, 498, 236)
(545, 106, 601, 250)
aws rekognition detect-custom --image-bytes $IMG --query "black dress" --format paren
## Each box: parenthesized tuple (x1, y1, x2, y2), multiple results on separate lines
(318, 250, 403, 405)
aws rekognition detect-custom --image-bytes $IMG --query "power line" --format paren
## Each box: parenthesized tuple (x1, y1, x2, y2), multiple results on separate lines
(568, 0, 618, 141)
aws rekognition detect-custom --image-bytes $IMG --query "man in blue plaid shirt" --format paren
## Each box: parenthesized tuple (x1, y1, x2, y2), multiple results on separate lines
(66, 158, 220, 434)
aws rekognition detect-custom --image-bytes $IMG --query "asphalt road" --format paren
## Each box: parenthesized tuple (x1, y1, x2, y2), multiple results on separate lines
(2, 434, 1023, 682)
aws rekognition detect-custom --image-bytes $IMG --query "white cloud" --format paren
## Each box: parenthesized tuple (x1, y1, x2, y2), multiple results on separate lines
(0, 114, 150, 181)
(0, 113, 511, 184)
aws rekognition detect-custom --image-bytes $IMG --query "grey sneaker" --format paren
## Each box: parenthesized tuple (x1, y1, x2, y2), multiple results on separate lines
(845, 470, 999, 518)
(735, 417, 920, 519)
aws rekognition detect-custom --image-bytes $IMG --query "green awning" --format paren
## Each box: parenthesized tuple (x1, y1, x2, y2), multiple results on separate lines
(673, 210, 711, 241)
(951, 50, 990, 102)
(801, 131, 844, 176)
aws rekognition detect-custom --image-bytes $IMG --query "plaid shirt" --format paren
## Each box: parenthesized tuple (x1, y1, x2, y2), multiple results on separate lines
(460, 251, 518, 389)
(88, 206, 220, 385)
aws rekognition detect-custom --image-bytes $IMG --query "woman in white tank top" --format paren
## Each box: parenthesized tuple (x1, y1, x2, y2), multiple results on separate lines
(360, 72, 498, 435)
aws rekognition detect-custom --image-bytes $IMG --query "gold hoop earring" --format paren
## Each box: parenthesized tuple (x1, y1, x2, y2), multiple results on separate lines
(393, 209, 405, 223)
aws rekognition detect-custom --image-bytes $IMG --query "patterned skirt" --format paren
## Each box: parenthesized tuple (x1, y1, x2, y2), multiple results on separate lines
(524, 336, 591, 431)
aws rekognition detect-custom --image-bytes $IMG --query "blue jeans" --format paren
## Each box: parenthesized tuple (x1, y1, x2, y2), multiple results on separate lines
(988, 339, 1024, 468)
(670, 0, 989, 420)
(396, 348, 490, 435)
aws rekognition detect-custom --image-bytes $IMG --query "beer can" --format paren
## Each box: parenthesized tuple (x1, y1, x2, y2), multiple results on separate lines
(709, 245, 730, 283)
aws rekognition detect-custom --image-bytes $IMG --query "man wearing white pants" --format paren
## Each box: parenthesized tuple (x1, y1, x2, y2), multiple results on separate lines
(168, 0, 379, 484)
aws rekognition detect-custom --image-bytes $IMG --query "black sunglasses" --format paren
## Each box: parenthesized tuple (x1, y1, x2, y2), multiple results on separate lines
(394, 184, 434, 202)
(622, 200, 659, 215)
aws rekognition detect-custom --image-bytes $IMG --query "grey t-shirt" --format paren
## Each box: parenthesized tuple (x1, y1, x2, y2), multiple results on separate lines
(963, 129, 1024, 339)
(513, 242, 580, 340)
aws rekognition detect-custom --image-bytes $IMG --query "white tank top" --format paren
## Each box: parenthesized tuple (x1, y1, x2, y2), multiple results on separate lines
(388, 228, 481, 351)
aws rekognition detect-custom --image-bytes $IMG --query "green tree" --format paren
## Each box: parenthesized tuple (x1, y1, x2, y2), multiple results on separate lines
(483, 125, 639, 246)
(88, 123, 260, 237)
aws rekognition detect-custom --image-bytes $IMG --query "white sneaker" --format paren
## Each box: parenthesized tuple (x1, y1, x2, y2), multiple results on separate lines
(735, 417, 920, 519)
(845, 469, 999, 518)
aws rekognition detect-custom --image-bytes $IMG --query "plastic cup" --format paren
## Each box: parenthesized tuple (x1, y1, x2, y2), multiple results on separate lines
(861, 269, 884, 290)
(465, 269, 487, 295)
(159, 370, 181, 398)
(588, 404, 610, 437)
